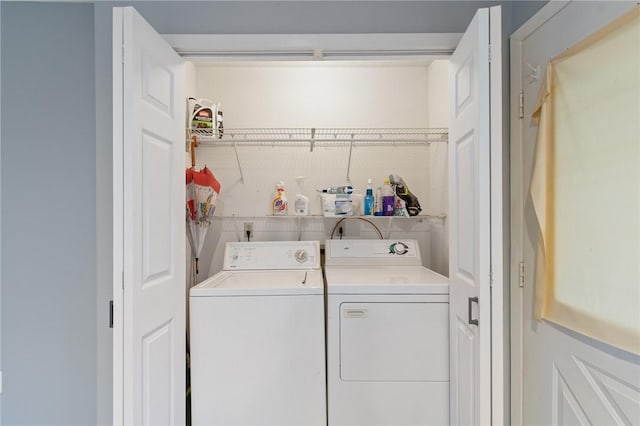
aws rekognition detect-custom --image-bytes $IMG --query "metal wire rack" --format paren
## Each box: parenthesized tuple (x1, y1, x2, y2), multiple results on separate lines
(187, 127, 448, 183)
(190, 127, 448, 146)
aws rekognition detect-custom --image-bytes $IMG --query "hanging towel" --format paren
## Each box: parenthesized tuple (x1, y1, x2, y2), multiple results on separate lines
(529, 5, 640, 355)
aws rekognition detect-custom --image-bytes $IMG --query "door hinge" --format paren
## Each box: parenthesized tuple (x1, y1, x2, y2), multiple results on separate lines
(109, 300, 114, 328)
(121, 44, 125, 64)
(488, 44, 492, 64)
(519, 91, 524, 119)
(519, 261, 525, 287)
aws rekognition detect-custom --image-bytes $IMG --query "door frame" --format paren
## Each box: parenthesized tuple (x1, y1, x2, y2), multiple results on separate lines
(113, 23, 507, 424)
(508, 2, 571, 424)
(170, 28, 506, 423)
(163, 33, 461, 61)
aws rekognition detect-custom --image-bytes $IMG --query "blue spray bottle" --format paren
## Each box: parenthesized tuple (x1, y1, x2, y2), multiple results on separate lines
(364, 179, 374, 216)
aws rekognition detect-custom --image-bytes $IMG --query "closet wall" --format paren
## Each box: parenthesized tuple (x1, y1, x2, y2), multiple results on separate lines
(187, 59, 450, 279)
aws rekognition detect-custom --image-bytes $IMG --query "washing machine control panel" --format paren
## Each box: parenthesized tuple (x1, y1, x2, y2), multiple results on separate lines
(223, 241, 320, 270)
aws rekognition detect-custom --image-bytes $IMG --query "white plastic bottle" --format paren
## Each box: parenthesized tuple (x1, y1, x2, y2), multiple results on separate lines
(374, 187, 384, 216)
(382, 178, 394, 216)
(272, 181, 288, 215)
(294, 176, 310, 216)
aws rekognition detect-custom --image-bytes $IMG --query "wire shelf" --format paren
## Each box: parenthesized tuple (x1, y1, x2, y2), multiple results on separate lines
(189, 127, 448, 146)
(211, 214, 446, 220)
(187, 127, 448, 184)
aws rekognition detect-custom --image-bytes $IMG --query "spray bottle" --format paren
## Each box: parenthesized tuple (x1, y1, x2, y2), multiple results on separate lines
(294, 176, 310, 216)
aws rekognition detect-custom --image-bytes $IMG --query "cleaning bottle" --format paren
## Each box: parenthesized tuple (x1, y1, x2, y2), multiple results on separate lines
(382, 178, 394, 216)
(294, 176, 310, 216)
(364, 179, 374, 216)
(272, 181, 288, 215)
(374, 187, 384, 216)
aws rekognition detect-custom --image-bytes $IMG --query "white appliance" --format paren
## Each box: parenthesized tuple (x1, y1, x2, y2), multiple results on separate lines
(324, 239, 450, 426)
(190, 241, 326, 426)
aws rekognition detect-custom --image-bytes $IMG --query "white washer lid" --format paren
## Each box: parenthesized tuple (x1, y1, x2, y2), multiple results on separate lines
(324, 266, 448, 295)
(190, 269, 324, 297)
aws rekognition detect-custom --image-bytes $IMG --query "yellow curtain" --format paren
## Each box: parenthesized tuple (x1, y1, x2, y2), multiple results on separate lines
(531, 6, 640, 354)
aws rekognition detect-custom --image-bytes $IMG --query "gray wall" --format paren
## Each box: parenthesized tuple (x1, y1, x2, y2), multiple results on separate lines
(0, 1, 547, 425)
(95, 1, 548, 35)
(1, 2, 96, 425)
(512, 0, 548, 30)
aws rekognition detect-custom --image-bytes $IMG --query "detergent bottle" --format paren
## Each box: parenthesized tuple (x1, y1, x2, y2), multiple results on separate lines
(190, 98, 215, 136)
(382, 178, 394, 216)
(272, 182, 288, 215)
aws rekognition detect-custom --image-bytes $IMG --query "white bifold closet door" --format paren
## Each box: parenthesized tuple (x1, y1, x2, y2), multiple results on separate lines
(113, 6, 186, 426)
(449, 6, 503, 426)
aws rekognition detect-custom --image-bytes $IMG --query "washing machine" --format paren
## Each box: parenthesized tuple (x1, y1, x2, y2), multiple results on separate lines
(190, 240, 326, 426)
(324, 239, 449, 426)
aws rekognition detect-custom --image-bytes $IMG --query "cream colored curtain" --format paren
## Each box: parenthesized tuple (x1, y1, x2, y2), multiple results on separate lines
(531, 6, 640, 354)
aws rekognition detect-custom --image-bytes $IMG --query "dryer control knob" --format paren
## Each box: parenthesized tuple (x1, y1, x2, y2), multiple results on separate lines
(294, 249, 309, 263)
(390, 241, 409, 255)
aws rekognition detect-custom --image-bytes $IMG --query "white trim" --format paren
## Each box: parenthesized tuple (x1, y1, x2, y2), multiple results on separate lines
(0, 0, 2, 420)
(489, 6, 505, 426)
(509, 32, 525, 426)
(112, 7, 124, 426)
(163, 33, 462, 61)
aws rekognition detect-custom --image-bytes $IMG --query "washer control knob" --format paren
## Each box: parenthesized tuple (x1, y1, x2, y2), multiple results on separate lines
(294, 249, 309, 263)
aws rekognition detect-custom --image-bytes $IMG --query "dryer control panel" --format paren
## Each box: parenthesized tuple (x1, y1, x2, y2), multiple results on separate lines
(223, 241, 320, 270)
(324, 239, 423, 266)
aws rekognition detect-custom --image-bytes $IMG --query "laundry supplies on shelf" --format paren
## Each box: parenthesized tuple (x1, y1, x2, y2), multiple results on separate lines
(317, 185, 354, 195)
(374, 186, 383, 216)
(294, 176, 310, 216)
(389, 174, 422, 216)
(382, 178, 395, 216)
(364, 179, 374, 216)
(272, 181, 288, 215)
(321, 193, 354, 217)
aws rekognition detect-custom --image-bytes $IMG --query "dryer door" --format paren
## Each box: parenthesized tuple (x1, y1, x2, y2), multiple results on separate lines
(340, 301, 449, 381)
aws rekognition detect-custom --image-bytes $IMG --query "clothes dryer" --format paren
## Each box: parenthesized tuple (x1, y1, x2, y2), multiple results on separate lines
(190, 241, 326, 426)
(324, 239, 449, 426)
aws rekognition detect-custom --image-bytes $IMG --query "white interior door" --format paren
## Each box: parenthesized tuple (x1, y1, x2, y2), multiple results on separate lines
(511, 2, 640, 425)
(113, 6, 186, 425)
(449, 7, 502, 425)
